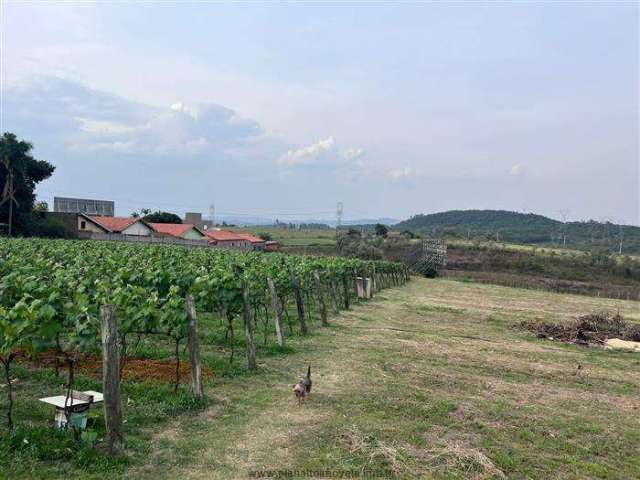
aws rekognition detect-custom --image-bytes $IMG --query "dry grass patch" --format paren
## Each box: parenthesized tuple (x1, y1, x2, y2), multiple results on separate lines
(127, 277, 640, 479)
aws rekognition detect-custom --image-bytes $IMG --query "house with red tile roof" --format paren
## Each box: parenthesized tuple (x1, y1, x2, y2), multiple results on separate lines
(205, 230, 252, 249)
(78, 214, 153, 236)
(234, 233, 267, 250)
(264, 241, 280, 252)
(148, 223, 206, 240)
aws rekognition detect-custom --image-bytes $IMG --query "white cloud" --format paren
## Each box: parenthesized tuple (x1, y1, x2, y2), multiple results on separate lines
(69, 140, 137, 154)
(277, 136, 336, 166)
(510, 164, 525, 176)
(387, 167, 413, 183)
(276, 138, 368, 170)
(76, 118, 137, 135)
(170, 101, 200, 120)
(5, 77, 273, 163)
(342, 148, 364, 161)
(184, 136, 209, 153)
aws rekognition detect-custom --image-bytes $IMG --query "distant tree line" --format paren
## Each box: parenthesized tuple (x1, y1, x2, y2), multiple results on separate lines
(395, 210, 640, 254)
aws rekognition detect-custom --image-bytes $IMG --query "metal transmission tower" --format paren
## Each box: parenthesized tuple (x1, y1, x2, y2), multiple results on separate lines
(336, 202, 343, 229)
(1, 156, 19, 237)
(558, 209, 570, 248)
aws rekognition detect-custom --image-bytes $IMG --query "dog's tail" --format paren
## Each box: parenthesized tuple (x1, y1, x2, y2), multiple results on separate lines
(307, 365, 311, 378)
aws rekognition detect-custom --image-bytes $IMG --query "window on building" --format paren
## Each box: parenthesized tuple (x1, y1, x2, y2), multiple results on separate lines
(81, 221, 86, 229)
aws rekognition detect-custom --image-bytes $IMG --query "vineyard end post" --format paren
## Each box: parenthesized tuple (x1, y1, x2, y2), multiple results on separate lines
(372, 264, 377, 293)
(314, 271, 329, 326)
(241, 282, 257, 370)
(291, 275, 308, 335)
(100, 304, 124, 457)
(329, 277, 340, 314)
(342, 273, 350, 310)
(186, 294, 204, 399)
(267, 277, 286, 348)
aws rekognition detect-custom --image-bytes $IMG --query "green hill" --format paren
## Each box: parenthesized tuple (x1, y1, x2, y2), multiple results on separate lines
(395, 210, 640, 254)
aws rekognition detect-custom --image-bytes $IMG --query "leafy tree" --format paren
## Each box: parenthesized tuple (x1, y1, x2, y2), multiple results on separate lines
(257, 232, 272, 241)
(33, 201, 48, 212)
(131, 208, 152, 218)
(142, 211, 182, 224)
(374, 223, 388, 237)
(0, 133, 55, 235)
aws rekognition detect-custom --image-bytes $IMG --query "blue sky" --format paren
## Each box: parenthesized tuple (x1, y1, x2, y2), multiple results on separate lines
(1, 2, 638, 224)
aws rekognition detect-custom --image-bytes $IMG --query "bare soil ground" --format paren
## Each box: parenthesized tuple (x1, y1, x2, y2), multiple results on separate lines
(18, 351, 214, 384)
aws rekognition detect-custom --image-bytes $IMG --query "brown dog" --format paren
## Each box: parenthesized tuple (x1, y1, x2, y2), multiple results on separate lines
(293, 365, 312, 405)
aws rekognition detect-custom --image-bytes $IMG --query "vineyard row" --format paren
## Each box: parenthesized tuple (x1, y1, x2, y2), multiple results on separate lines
(0, 238, 409, 454)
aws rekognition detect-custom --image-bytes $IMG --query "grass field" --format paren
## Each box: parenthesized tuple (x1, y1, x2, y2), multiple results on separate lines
(3, 278, 639, 479)
(228, 227, 337, 246)
(226, 227, 639, 259)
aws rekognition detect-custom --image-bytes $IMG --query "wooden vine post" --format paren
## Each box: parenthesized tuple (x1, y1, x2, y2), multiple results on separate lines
(241, 281, 257, 370)
(342, 273, 350, 310)
(314, 271, 329, 326)
(100, 305, 124, 457)
(291, 275, 308, 334)
(267, 277, 286, 348)
(329, 276, 340, 314)
(185, 294, 204, 399)
(372, 263, 377, 293)
(1, 353, 16, 431)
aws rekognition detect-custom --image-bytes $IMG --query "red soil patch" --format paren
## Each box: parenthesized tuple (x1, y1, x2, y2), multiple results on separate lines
(18, 350, 213, 384)
(84, 358, 214, 383)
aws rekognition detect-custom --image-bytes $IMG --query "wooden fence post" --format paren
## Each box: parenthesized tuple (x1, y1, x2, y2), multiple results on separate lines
(186, 294, 203, 399)
(291, 275, 308, 334)
(314, 271, 329, 326)
(241, 282, 257, 370)
(267, 277, 286, 348)
(342, 273, 350, 310)
(100, 305, 123, 457)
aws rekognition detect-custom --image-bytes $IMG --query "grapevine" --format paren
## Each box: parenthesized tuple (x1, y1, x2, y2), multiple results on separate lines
(0, 237, 408, 432)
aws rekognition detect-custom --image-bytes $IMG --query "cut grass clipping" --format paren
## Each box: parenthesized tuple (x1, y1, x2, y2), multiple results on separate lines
(520, 311, 640, 346)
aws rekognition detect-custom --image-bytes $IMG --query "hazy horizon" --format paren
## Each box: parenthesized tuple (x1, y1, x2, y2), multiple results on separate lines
(2, 3, 638, 225)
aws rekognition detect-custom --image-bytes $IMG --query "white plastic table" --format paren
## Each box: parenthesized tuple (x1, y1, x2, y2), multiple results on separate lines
(39, 390, 104, 409)
(39, 391, 104, 429)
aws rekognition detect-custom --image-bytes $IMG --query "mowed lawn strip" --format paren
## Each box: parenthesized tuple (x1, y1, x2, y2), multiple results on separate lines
(129, 278, 639, 479)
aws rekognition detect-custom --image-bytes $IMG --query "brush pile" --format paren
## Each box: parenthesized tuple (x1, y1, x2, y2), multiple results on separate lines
(521, 312, 640, 346)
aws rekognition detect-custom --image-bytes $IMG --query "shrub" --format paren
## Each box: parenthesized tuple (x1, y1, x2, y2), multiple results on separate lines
(26, 214, 76, 239)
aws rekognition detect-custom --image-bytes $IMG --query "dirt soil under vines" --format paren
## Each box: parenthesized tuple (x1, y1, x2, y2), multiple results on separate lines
(19, 351, 214, 383)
